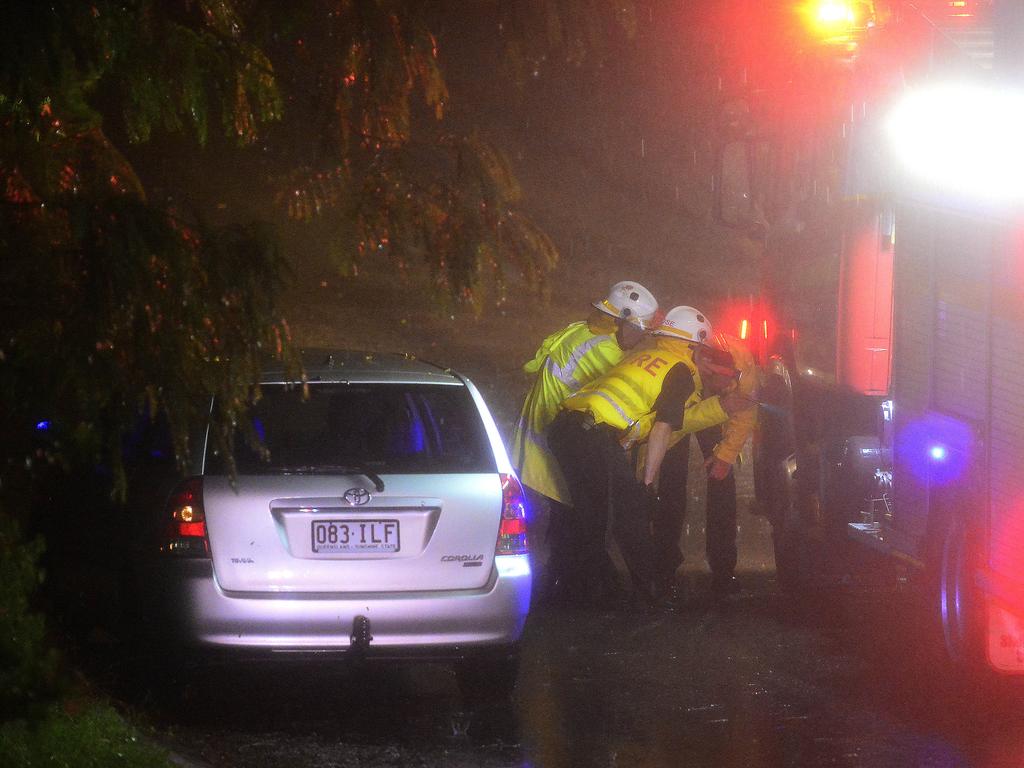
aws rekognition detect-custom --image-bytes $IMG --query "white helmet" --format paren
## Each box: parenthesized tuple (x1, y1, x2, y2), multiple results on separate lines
(592, 281, 659, 330)
(653, 305, 712, 345)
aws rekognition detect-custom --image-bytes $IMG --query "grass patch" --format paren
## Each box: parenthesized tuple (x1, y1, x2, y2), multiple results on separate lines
(1, 702, 174, 768)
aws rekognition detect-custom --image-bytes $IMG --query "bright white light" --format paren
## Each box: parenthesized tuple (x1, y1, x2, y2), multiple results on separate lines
(495, 554, 531, 579)
(886, 83, 1024, 202)
(817, 1, 855, 24)
(929, 444, 949, 462)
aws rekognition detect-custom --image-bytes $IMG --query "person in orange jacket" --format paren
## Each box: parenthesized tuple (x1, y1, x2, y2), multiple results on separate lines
(652, 331, 760, 599)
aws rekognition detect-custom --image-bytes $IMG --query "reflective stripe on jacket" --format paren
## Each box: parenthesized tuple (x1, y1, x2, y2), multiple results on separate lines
(562, 336, 703, 443)
(511, 320, 623, 503)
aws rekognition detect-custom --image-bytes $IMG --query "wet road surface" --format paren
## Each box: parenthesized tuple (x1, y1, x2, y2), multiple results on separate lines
(105, 499, 1024, 768)
(118, 574, 1024, 768)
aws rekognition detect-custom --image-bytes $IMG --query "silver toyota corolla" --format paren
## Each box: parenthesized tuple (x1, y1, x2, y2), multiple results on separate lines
(144, 350, 531, 691)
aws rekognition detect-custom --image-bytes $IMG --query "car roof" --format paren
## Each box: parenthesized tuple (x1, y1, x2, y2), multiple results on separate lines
(260, 349, 464, 386)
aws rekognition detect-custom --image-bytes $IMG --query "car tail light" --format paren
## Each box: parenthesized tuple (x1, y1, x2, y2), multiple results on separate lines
(161, 478, 209, 557)
(495, 473, 528, 555)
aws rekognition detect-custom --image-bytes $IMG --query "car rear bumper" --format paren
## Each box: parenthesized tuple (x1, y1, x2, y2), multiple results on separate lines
(144, 555, 531, 654)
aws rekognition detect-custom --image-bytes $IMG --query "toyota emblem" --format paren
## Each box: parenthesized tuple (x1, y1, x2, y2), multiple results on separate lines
(343, 487, 372, 506)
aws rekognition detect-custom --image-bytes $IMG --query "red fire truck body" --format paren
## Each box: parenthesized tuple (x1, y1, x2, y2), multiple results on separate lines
(725, 0, 1024, 673)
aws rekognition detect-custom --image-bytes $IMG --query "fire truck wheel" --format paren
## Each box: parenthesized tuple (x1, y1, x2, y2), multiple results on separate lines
(936, 515, 981, 667)
(926, 517, 1024, 702)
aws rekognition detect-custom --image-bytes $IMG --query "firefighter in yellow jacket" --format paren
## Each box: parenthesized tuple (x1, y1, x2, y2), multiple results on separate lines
(510, 281, 658, 598)
(547, 306, 749, 606)
(652, 330, 760, 599)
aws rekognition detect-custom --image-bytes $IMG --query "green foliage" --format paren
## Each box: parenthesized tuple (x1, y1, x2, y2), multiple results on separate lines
(263, 0, 559, 304)
(109, 4, 282, 146)
(0, 0, 612, 742)
(1, 702, 173, 768)
(306, 130, 558, 311)
(0, 193, 295, 489)
(0, 0, 282, 161)
(0, 512, 60, 720)
(0, 0, 617, 485)
(0, 0, 295, 490)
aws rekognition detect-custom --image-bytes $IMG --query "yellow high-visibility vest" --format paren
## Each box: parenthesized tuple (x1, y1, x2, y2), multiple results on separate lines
(510, 319, 624, 503)
(562, 336, 704, 443)
(657, 332, 760, 457)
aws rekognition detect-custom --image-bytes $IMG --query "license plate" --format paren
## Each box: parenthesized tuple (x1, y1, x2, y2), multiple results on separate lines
(988, 600, 1024, 673)
(311, 519, 400, 554)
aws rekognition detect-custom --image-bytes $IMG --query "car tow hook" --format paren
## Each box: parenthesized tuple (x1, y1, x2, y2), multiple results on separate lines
(350, 614, 373, 654)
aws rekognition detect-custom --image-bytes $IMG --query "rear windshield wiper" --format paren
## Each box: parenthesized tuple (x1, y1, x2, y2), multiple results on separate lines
(272, 465, 385, 491)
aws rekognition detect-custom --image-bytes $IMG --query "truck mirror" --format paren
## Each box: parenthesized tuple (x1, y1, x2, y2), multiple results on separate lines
(718, 141, 751, 226)
(716, 140, 767, 238)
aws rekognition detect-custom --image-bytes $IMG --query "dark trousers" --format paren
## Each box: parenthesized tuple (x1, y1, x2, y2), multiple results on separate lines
(523, 485, 572, 597)
(652, 424, 738, 582)
(546, 410, 655, 598)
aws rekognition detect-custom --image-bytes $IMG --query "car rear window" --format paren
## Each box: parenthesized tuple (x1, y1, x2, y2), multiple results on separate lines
(206, 382, 496, 475)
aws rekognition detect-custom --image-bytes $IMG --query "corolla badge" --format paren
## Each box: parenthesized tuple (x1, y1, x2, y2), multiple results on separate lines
(343, 487, 372, 506)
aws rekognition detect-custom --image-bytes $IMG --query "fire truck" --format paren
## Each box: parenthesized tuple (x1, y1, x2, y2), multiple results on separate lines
(714, 0, 1024, 675)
